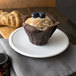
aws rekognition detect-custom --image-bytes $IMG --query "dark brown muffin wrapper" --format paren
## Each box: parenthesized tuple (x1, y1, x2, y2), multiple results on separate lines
(22, 13, 60, 45)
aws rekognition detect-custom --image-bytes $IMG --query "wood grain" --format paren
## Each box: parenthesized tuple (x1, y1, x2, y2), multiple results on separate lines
(0, 7, 76, 44)
(0, 0, 56, 9)
(0, 8, 76, 75)
(28, 7, 76, 44)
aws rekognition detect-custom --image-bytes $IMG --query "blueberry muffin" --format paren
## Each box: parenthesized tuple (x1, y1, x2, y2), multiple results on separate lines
(22, 12, 60, 45)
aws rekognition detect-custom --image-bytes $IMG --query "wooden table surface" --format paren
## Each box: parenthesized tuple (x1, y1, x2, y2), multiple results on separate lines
(1, 7, 76, 76)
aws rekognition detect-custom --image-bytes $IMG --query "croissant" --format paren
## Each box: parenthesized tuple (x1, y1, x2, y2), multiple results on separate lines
(0, 10, 22, 27)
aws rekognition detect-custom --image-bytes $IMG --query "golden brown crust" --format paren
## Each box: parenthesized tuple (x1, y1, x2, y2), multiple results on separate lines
(25, 16, 54, 31)
(0, 10, 3, 15)
(0, 10, 22, 38)
(0, 11, 22, 27)
(0, 26, 16, 38)
(11, 11, 22, 27)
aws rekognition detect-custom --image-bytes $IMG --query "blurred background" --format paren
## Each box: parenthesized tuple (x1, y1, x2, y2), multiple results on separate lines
(56, 0, 76, 26)
(0, 0, 76, 25)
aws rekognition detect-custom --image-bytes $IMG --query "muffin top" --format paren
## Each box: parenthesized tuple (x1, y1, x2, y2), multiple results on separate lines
(25, 12, 53, 31)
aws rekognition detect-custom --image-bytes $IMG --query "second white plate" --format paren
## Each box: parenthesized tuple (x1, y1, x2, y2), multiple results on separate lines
(9, 27, 69, 58)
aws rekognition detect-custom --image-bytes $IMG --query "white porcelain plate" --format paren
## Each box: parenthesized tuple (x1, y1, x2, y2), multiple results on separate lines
(9, 27, 69, 58)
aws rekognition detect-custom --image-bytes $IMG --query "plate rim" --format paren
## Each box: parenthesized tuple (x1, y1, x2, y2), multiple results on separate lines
(9, 27, 69, 58)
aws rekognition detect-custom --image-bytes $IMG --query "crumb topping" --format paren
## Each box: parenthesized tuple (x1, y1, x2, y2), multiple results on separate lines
(25, 16, 53, 30)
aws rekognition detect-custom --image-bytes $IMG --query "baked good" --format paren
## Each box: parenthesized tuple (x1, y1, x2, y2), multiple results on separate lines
(0, 10, 22, 27)
(23, 12, 60, 45)
(0, 26, 16, 38)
